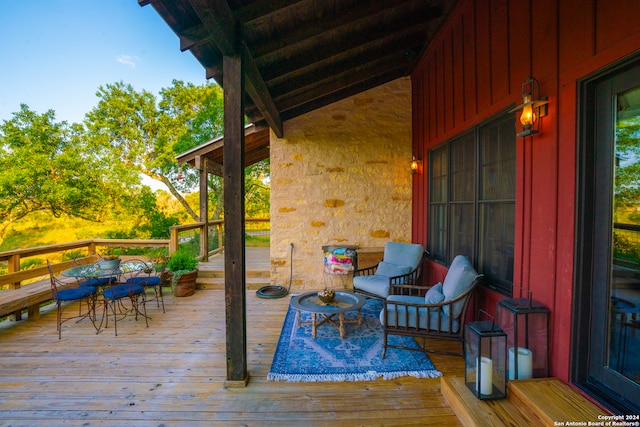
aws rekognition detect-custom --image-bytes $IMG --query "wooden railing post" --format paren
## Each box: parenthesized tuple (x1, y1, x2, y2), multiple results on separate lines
(8, 254, 22, 320)
(169, 227, 179, 255)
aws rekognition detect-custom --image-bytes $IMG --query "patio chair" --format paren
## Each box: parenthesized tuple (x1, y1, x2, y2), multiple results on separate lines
(353, 242, 426, 299)
(122, 258, 168, 313)
(380, 255, 482, 357)
(102, 260, 149, 336)
(47, 260, 98, 339)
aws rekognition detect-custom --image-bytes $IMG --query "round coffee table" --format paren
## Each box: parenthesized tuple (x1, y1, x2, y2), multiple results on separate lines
(290, 291, 366, 339)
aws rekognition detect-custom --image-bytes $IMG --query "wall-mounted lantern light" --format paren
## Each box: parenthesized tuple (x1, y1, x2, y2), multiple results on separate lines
(509, 76, 549, 137)
(410, 156, 422, 174)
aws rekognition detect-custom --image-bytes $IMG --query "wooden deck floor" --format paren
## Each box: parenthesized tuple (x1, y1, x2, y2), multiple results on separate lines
(0, 285, 465, 426)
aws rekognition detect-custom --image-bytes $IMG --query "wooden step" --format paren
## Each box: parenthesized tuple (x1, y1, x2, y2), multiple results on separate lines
(441, 376, 531, 426)
(508, 378, 608, 425)
(441, 376, 608, 427)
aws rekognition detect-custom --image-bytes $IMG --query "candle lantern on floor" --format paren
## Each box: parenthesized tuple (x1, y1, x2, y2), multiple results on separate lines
(465, 313, 507, 400)
(496, 289, 549, 380)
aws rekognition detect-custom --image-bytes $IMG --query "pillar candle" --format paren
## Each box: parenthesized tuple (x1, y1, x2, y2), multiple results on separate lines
(476, 357, 493, 395)
(508, 347, 533, 380)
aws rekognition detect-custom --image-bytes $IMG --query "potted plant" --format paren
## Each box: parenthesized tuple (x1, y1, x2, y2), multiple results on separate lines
(166, 250, 199, 297)
(98, 248, 122, 270)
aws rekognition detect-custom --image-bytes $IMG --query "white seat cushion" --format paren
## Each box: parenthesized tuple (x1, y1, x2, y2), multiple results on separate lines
(353, 275, 391, 298)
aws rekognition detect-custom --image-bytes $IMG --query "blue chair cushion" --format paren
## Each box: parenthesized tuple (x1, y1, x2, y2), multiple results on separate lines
(375, 261, 412, 277)
(383, 242, 424, 271)
(381, 295, 460, 333)
(103, 283, 144, 301)
(55, 286, 96, 302)
(80, 277, 117, 287)
(125, 276, 161, 287)
(353, 274, 391, 298)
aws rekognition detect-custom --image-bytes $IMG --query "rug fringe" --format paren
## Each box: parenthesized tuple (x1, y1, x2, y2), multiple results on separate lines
(267, 369, 442, 383)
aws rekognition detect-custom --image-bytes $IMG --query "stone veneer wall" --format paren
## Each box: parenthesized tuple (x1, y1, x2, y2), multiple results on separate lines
(269, 77, 413, 290)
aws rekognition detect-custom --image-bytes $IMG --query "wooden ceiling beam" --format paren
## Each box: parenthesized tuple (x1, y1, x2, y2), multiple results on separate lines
(186, 0, 237, 55)
(247, 0, 416, 59)
(279, 68, 408, 122)
(255, 3, 440, 82)
(187, 0, 282, 136)
(233, 0, 302, 23)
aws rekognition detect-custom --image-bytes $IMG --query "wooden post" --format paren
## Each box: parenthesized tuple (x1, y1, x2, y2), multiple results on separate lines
(223, 50, 248, 386)
(8, 254, 21, 320)
(199, 157, 209, 261)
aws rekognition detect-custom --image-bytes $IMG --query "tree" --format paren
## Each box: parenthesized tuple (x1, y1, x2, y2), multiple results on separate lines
(84, 80, 225, 222)
(0, 105, 114, 245)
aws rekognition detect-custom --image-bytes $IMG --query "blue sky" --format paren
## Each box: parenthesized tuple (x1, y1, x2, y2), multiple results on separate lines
(0, 0, 207, 125)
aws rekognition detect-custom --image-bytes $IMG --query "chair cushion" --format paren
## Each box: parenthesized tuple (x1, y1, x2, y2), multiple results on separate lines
(425, 282, 445, 304)
(353, 275, 391, 298)
(383, 242, 424, 271)
(380, 295, 460, 333)
(375, 261, 411, 278)
(126, 276, 161, 287)
(442, 255, 478, 318)
(103, 283, 144, 301)
(55, 286, 96, 302)
(80, 277, 117, 287)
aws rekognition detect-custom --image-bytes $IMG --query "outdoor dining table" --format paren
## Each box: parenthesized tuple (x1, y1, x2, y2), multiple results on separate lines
(61, 260, 155, 333)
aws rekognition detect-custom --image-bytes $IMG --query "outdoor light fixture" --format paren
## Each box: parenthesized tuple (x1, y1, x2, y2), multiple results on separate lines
(410, 156, 422, 174)
(509, 76, 549, 137)
(496, 288, 550, 380)
(465, 311, 507, 400)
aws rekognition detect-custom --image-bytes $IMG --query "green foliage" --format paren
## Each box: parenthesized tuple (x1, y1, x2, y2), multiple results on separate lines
(0, 105, 113, 243)
(166, 249, 198, 273)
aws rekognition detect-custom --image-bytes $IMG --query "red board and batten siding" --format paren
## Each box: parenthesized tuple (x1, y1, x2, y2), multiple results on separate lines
(411, 0, 640, 382)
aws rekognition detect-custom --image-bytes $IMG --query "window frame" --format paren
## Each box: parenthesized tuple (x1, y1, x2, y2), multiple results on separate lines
(427, 110, 516, 296)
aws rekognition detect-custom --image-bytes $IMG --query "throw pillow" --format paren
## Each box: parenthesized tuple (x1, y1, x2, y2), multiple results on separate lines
(375, 261, 412, 277)
(425, 282, 445, 304)
(442, 255, 478, 318)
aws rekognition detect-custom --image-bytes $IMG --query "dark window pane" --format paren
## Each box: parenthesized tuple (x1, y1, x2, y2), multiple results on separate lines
(480, 115, 516, 200)
(429, 203, 447, 262)
(450, 202, 474, 261)
(479, 202, 515, 283)
(451, 133, 475, 201)
(430, 146, 448, 202)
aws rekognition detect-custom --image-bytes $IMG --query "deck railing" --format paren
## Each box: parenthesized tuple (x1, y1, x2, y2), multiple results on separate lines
(0, 239, 170, 290)
(168, 218, 270, 259)
(0, 218, 270, 290)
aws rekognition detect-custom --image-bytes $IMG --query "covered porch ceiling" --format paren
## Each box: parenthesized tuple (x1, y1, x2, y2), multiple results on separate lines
(142, 0, 456, 166)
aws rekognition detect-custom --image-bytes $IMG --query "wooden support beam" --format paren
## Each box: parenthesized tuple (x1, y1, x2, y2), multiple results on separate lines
(187, 0, 283, 137)
(195, 155, 223, 176)
(243, 43, 284, 137)
(199, 157, 209, 262)
(223, 50, 249, 385)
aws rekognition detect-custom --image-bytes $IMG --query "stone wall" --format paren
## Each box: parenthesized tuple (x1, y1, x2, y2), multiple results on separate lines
(269, 77, 413, 290)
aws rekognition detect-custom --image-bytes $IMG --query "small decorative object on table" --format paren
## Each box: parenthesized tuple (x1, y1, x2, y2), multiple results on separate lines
(98, 255, 121, 270)
(317, 288, 335, 303)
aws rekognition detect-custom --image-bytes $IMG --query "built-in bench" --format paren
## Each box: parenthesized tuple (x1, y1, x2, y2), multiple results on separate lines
(0, 258, 92, 322)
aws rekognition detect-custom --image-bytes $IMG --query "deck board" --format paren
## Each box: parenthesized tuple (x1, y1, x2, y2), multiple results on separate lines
(0, 284, 465, 426)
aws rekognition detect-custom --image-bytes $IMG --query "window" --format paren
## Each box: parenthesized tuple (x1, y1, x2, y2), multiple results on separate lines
(428, 112, 515, 295)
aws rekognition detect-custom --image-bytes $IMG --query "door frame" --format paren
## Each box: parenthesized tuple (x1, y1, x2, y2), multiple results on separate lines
(573, 52, 640, 414)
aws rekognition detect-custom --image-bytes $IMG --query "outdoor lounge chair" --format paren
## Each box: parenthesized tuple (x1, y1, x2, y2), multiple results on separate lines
(380, 255, 482, 357)
(353, 242, 426, 299)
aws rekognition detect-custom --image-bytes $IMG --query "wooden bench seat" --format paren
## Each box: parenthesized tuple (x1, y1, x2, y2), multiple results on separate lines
(0, 277, 78, 322)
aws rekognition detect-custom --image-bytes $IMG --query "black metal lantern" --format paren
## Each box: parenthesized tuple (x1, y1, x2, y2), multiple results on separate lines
(465, 314, 507, 400)
(496, 290, 550, 380)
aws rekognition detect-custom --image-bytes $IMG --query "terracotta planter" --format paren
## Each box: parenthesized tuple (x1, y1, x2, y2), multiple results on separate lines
(173, 269, 198, 297)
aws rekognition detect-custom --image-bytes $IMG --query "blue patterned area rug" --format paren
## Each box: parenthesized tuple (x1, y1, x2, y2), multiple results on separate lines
(267, 297, 442, 382)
